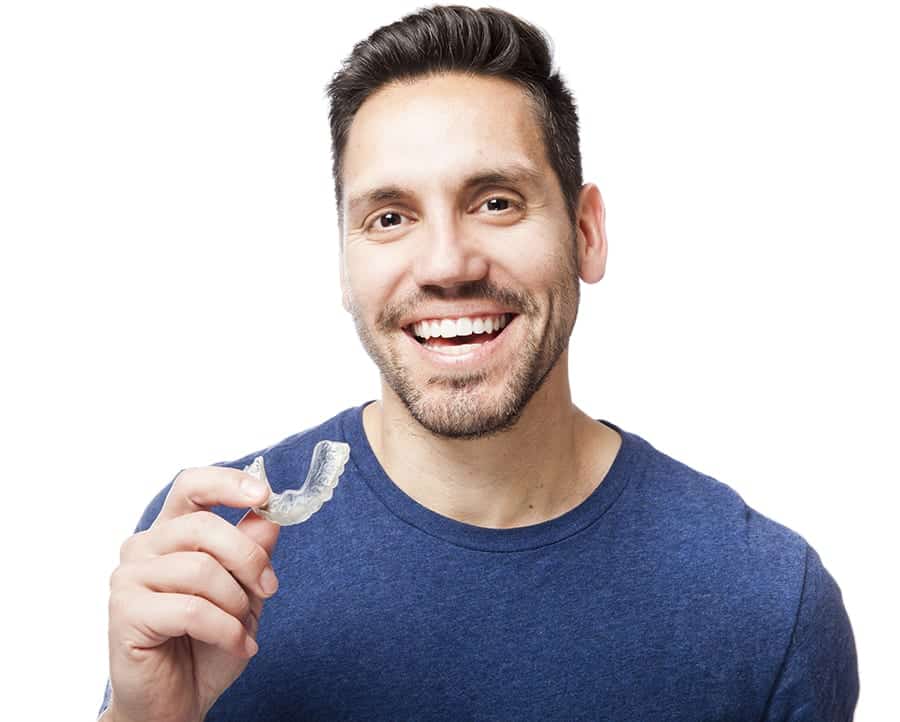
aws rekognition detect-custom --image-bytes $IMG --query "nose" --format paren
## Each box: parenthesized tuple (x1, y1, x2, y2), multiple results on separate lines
(412, 212, 489, 290)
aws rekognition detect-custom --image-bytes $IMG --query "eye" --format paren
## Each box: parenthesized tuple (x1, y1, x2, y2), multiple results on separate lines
(483, 197, 511, 212)
(367, 211, 407, 232)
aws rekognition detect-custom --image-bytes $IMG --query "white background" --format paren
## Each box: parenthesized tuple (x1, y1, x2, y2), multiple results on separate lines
(1, 1, 896, 718)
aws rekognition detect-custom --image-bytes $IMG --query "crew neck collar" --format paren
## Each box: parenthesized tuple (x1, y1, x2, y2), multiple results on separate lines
(340, 401, 643, 552)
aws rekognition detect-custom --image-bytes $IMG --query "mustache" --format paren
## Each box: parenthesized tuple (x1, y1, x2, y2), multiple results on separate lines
(377, 280, 538, 331)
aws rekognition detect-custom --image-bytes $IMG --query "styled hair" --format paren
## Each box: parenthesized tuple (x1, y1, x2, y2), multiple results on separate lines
(325, 5, 582, 228)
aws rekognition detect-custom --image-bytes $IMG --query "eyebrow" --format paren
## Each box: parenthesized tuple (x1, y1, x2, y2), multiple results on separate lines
(346, 162, 544, 217)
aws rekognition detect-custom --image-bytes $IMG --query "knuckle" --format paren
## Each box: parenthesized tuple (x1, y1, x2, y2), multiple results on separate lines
(108, 563, 128, 591)
(118, 533, 138, 562)
(108, 587, 130, 620)
(198, 508, 219, 523)
(194, 551, 220, 579)
(187, 510, 218, 545)
(193, 509, 218, 529)
(166, 466, 202, 505)
(171, 466, 196, 489)
(241, 542, 266, 571)
(226, 616, 246, 647)
(235, 589, 252, 620)
(183, 594, 201, 622)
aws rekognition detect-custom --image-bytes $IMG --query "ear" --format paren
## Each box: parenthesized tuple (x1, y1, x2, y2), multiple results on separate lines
(574, 183, 608, 284)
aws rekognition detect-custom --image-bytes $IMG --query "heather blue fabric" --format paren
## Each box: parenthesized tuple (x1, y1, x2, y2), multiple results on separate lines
(100, 402, 858, 720)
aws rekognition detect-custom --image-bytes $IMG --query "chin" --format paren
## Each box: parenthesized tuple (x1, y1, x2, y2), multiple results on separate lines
(404, 384, 527, 440)
(396, 346, 558, 440)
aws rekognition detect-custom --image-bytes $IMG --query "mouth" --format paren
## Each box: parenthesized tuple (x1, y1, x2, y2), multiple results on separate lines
(401, 312, 518, 361)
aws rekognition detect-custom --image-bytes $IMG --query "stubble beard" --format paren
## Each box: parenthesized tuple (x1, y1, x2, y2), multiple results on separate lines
(349, 240, 580, 440)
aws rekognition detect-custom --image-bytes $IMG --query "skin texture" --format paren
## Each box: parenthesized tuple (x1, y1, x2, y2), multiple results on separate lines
(104, 468, 280, 722)
(340, 73, 621, 529)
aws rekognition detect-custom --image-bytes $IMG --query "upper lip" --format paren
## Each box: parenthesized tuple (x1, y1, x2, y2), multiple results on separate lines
(400, 307, 518, 330)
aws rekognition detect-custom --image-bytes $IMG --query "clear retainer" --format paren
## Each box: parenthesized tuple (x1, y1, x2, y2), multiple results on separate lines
(242, 440, 350, 526)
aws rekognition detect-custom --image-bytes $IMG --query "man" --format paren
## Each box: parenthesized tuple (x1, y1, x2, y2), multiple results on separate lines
(100, 6, 858, 721)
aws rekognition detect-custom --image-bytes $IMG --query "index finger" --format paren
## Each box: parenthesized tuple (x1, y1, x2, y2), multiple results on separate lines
(153, 465, 270, 526)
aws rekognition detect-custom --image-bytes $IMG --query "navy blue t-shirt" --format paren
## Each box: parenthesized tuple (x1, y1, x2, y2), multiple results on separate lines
(100, 403, 858, 720)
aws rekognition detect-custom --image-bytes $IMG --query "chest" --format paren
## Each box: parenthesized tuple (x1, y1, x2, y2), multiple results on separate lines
(210, 537, 770, 721)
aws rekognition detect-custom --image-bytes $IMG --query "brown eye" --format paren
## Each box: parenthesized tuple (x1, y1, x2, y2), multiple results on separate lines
(377, 212, 403, 228)
(484, 198, 510, 212)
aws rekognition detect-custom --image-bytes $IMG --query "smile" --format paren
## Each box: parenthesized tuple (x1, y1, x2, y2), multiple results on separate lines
(402, 313, 517, 365)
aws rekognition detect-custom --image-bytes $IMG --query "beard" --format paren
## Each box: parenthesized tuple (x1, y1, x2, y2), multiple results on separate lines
(348, 237, 580, 440)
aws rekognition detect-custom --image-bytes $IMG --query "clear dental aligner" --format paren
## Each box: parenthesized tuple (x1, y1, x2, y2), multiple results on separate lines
(242, 440, 350, 526)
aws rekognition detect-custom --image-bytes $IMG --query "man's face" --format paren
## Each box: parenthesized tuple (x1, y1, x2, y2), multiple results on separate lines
(340, 73, 582, 439)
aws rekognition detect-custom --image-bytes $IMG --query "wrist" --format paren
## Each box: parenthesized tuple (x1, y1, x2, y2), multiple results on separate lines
(100, 703, 204, 722)
(98, 704, 138, 722)
(99, 705, 124, 722)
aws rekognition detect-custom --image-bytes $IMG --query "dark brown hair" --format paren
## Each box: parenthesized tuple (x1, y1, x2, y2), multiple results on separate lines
(326, 5, 582, 228)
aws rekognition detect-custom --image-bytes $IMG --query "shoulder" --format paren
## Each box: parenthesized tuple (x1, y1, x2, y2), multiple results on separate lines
(622, 429, 808, 558)
(620, 428, 858, 711)
(618, 428, 815, 619)
(131, 404, 361, 531)
(762, 543, 859, 718)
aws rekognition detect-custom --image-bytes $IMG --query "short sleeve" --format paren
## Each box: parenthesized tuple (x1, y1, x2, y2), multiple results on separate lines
(762, 544, 859, 721)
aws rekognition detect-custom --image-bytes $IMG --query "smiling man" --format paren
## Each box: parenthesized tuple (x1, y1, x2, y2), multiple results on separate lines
(100, 6, 858, 722)
(338, 67, 618, 529)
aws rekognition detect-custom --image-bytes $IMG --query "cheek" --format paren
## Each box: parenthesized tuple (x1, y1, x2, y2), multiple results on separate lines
(344, 247, 407, 313)
(490, 231, 568, 287)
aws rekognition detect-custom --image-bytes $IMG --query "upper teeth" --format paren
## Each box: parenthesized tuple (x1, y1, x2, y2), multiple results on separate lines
(411, 314, 511, 340)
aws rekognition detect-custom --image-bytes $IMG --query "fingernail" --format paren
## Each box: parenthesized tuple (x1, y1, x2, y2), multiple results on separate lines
(241, 477, 267, 500)
(259, 565, 278, 595)
(245, 636, 259, 657)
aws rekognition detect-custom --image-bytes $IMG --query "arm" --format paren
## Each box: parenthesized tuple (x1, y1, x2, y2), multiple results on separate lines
(762, 545, 859, 721)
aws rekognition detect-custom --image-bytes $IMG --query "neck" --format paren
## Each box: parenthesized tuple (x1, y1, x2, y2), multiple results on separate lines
(362, 352, 621, 528)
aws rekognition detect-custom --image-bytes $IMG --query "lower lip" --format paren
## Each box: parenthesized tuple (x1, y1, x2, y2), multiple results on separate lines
(404, 317, 517, 369)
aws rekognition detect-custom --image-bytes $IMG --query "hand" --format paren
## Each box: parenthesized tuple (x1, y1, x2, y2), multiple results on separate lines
(105, 466, 281, 722)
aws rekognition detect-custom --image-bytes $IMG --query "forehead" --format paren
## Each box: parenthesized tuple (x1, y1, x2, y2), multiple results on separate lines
(342, 73, 549, 205)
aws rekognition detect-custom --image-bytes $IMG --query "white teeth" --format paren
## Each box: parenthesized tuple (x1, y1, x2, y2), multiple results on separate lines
(426, 343, 483, 356)
(409, 313, 513, 340)
(440, 319, 456, 338)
